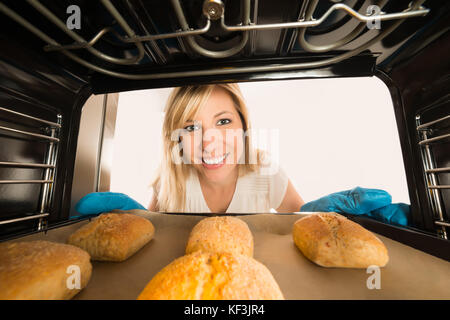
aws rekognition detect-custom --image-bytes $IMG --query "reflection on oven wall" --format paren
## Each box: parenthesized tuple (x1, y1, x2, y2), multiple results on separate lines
(70, 93, 118, 217)
(73, 77, 410, 212)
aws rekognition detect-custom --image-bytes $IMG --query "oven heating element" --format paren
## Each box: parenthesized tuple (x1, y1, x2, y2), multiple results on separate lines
(0, 0, 429, 80)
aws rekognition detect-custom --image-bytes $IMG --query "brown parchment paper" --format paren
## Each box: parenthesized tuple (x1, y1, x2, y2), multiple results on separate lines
(8, 210, 450, 300)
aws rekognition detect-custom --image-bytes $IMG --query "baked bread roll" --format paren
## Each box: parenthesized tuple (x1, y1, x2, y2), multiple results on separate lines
(186, 216, 253, 257)
(0, 240, 92, 300)
(67, 213, 155, 262)
(292, 212, 389, 268)
(137, 251, 284, 300)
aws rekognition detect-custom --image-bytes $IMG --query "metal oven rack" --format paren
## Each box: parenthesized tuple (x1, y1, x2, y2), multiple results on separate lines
(0, 0, 429, 80)
(416, 106, 450, 240)
(0, 107, 61, 231)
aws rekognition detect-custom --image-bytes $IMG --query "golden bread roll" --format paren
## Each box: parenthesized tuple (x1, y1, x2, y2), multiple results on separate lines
(67, 213, 155, 262)
(186, 216, 253, 257)
(292, 212, 389, 268)
(0, 240, 92, 300)
(137, 251, 284, 300)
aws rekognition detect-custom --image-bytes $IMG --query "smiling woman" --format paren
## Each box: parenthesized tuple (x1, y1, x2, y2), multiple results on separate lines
(148, 83, 305, 213)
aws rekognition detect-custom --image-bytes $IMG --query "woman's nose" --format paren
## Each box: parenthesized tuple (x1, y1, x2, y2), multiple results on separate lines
(202, 127, 224, 154)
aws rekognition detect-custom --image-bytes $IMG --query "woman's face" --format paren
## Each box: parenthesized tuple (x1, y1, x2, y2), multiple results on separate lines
(181, 87, 244, 183)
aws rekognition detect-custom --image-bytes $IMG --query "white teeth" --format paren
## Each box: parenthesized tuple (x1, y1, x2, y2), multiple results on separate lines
(203, 153, 228, 165)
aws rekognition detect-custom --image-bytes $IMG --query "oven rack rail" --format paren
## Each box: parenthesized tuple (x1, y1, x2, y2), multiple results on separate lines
(416, 113, 450, 240)
(0, 0, 429, 80)
(0, 106, 61, 230)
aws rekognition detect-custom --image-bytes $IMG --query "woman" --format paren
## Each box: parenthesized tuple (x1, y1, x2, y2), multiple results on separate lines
(148, 83, 305, 213)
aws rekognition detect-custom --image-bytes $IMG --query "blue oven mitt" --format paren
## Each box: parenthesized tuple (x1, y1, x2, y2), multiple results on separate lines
(75, 192, 146, 215)
(299, 186, 410, 226)
(365, 203, 411, 227)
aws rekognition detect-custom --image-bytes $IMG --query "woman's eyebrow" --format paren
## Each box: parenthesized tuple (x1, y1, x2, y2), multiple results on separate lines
(214, 111, 233, 117)
(185, 111, 233, 122)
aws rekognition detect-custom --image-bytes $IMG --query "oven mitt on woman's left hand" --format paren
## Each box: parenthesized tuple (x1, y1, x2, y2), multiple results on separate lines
(300, 187, 392, 214)
(364, 203, 411, 227)
(299, 186, 410, 226)
(75, 192, 146, 215)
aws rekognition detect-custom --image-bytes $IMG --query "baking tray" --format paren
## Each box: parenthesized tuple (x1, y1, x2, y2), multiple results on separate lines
(7, 210, 450, 300)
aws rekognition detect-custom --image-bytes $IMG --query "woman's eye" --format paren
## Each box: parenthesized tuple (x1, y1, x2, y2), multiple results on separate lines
(184, 124, 200, 132)
(217, 118, 231, 126)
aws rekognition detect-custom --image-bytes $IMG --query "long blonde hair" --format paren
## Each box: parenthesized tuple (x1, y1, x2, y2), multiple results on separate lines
(151, 83, 265, 212)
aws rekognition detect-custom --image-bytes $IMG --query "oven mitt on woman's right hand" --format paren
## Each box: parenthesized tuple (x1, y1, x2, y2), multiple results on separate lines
(74, 192, 146, 215)
(299, 186, 410, 226)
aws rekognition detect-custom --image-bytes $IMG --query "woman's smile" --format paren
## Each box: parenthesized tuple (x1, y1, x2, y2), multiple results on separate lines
(202, 152, 230, 169)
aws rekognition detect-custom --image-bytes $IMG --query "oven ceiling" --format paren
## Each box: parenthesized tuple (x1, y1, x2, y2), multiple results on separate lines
(0, 0, 447, 93)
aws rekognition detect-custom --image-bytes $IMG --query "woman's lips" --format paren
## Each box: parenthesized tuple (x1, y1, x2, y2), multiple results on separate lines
(201, 152, 230, 170)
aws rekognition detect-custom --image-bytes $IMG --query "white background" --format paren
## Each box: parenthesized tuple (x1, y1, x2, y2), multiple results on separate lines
(110, 77, 410, 209)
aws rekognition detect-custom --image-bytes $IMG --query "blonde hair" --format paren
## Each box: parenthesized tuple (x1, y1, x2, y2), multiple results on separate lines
(151, 83, 265, 212)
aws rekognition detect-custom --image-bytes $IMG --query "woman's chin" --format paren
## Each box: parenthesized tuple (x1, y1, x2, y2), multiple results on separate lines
(197, 163, 235, 181)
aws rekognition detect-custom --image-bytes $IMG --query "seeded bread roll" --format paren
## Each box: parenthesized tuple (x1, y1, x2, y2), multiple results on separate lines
(0, 240, 92, 300)
(186, 216, 253, 257)
(292, 212, 389, 268)
(67, 213, 155, 262)
(137, 251, 284, 300)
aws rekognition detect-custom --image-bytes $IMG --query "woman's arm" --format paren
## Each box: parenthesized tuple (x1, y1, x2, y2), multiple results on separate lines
(275, 179, 305, 213)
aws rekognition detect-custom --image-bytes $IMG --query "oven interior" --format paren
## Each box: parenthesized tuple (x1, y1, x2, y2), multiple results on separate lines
(0, 0, 449, 260)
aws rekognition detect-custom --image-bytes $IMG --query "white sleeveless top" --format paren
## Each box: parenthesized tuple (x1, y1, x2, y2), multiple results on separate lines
(184, 165, 289, 213)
